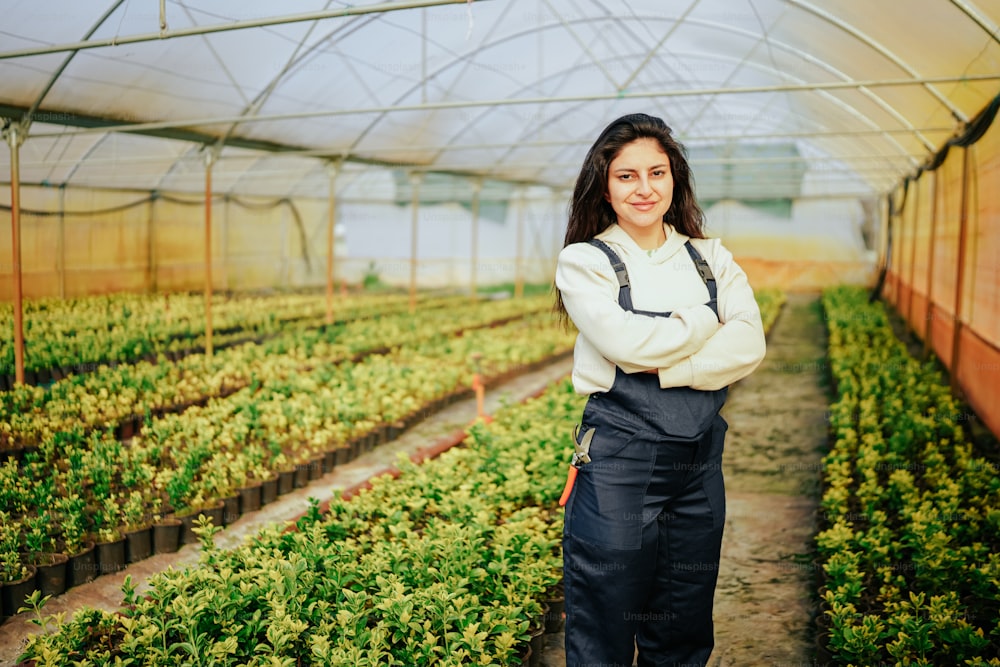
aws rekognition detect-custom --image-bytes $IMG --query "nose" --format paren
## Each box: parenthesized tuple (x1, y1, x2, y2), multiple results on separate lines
(634, 174, 653, 196)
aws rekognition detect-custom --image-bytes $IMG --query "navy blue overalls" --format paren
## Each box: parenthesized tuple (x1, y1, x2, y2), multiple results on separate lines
(562, 239, 729, 667)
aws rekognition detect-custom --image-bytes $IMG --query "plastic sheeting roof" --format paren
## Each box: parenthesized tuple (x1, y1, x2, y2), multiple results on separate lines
(1, 0, 998, 201)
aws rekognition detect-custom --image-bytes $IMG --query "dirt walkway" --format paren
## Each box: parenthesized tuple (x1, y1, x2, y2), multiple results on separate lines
(541, 292, 831, 667)
(710, 291, 829, 666)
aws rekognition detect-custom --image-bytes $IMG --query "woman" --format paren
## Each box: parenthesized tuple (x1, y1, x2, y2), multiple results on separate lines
(554, 113, 766, 666)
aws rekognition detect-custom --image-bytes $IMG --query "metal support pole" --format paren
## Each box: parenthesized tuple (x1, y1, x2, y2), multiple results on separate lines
(408, 172, 423, 314)
(552, 189, 565, 273)
(58, 184, 66, 299)
(204, 150, 216, 359)
(148, 192, 158, 293)
(221, 195, 229, 292)
(886, 194, 899, 302)
(949, 147, 973, 394)
(326, 161, 340, 325)
(4, 122, 26, 385)
(514, 188, 525, 299)
(905, 179, 920, 328)
(469, 178, 482, 301)
(922, 171, 940, 358)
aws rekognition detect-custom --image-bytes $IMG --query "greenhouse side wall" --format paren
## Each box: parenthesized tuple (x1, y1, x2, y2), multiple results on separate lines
(0, 187, 566, 298)
(884, 109, 1000, 441)
(0, 187, 332, 298)
(704, 198, 877, 291)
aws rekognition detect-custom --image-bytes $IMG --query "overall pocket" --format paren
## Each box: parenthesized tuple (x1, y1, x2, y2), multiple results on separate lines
(564, 428, 656, 551)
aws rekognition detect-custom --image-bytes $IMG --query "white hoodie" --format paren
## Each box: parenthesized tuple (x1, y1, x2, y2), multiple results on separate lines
(555, 223, 766, 394)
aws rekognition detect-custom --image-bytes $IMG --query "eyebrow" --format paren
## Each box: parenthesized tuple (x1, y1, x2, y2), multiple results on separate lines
(612, 164, 669, 172)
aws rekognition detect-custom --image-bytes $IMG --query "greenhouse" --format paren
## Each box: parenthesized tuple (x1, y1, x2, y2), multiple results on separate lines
(1, 1, 998, 665)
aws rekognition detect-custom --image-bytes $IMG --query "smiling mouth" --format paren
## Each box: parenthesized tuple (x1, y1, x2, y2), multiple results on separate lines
(631, 202, 657, 210)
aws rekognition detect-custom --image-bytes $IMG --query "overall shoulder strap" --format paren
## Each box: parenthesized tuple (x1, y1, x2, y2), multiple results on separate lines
(587, 239, 633, 310)
(684, 241, 719, 319)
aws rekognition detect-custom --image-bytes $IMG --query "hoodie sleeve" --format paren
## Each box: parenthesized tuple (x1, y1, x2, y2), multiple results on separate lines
(656, 239, 766, 390)
(556, 242, 719, 370)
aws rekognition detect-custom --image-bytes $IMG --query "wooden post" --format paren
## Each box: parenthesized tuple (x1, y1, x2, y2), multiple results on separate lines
(408, 172, 422, 314)
(326, 161, 341, 325)
(4, 122, 26, 386)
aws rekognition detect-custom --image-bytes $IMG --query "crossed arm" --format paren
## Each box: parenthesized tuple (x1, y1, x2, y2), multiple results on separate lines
(556, 241, 766, 391)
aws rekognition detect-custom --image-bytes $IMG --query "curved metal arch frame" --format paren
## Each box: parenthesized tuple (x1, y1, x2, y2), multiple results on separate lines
(949, 0, 1000, 44)
(784, 0, 969, 122)
(428, 49, 920, 192)
(6, 0, 997, 198)
(20, 0, 129, 130)
(155, 7, 381, 196)
(345, 9, 958, 182)
(30, 0, 129, 186)
(469, 14, 932, 187)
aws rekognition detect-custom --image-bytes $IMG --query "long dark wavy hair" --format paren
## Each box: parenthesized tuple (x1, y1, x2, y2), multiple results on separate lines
(553, 113, 707, 323)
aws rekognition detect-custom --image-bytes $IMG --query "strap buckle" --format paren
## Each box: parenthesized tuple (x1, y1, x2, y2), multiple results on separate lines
(693, 258, 715, 283)
(613, 265, 629, 289)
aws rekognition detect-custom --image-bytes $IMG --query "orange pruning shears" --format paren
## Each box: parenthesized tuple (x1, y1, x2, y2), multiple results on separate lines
(558, 425, 595, 506)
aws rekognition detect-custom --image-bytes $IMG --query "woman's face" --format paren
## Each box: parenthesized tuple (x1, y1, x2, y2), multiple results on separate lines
(605, 137, 674, 237)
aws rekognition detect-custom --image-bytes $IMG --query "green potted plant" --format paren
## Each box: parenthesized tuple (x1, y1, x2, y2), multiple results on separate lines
(90, 496, 125, 576)
(52, 495, 96, 589)
(23, 511, 69, 599)
(121, 490, 153, 564)
(0, 512, 36, 621)
(148, 494, 182, 556)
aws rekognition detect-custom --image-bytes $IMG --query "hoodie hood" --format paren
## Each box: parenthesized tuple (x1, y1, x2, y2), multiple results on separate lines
(594, 223, 690, 264)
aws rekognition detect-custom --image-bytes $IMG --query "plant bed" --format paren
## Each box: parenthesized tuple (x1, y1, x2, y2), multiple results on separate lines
(16, 378, 585, 665)
(815, 287, 999, 666)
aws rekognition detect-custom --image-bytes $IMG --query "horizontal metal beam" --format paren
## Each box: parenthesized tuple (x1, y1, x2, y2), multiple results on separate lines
(0, 103, 538, 189)
(408, 162, 910, 174)
(0, 179, 883, 203)
(239, 127, 957, 158)
(10, 151, 918, 170)
(0, 0, 489, 61)
(26, 74, 1000, 140)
